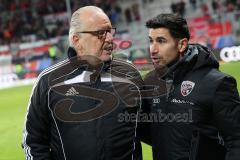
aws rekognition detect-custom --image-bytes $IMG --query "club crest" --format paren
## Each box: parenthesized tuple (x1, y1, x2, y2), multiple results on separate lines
(181, 81, 195, 96)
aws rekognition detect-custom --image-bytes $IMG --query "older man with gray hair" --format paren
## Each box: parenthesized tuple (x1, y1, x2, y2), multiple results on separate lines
(22, 6, 143, 160)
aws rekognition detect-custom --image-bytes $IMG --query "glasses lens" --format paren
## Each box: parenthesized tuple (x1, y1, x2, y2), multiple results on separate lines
(111, 28, 116, 36)
(98, 30, 106, 36)
(98, 28, 116, 39)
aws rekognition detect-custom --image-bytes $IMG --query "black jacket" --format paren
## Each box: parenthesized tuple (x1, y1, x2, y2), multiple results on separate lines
(22, 48, 143, 160)
(142, 44, 240, 160)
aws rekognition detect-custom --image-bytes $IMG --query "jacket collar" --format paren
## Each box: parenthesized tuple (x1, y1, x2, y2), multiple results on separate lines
(160, 44, 218, 84)
(67, 47, 111, 72)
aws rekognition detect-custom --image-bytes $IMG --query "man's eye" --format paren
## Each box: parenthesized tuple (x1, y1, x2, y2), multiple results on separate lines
(149, 39, 153, 43)
(157, 39, 166, 43)
(98, 30, 106, 36)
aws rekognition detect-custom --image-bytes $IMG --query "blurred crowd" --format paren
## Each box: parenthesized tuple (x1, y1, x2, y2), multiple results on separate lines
(171, 0, 240, 17)
(0, 0, 68, 45)
(0, 0, 139, 45)
(1, 0, 240, 45)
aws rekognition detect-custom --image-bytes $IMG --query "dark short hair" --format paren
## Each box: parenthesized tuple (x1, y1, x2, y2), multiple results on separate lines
(146, 13, 190, 40)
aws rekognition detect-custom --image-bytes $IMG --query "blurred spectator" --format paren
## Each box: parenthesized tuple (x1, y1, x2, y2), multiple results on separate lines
(178, 0, 186, 17)
(0, 2, 5, 12)
(10, 1, 17, 12)
(15, 64, 24, 76)
(35, 0, 48, 15)
(189, 0, 197, 10)
(211, 0, 221, 13)
(132, 3, 141, 21)
(201, 2, 209, 16)
(171, 2, 178, 13)
(171, 0, 186, 17)
(125, 8, 132, 23)
(20, 0, 30, 10)
(237, 0, 240, 10)
(114, 4, 122, 23)
(226, 0, 235, 12)
(110, 9, 118, 25)
(3, 27, 12, 43)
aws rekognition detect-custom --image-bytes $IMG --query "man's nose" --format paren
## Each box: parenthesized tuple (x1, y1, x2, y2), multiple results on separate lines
(150, 43, 159, 55)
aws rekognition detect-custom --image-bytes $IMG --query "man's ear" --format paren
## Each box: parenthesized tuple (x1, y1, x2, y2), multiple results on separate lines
(72, 35, 81, 48)
(178, 38, 188, 53)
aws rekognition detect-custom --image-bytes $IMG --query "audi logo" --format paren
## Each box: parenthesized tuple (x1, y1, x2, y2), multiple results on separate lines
(152, 98, 160, 104)
(220, 46, 240, 62)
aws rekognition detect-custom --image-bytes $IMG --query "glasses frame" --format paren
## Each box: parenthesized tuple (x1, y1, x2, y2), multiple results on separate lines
(77, 27, 116, 39)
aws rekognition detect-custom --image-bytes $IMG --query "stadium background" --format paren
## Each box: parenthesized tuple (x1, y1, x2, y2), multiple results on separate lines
(0, 0, 240, 159)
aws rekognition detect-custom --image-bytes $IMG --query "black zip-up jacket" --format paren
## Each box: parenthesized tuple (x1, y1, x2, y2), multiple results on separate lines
(22, 48, 143, 160)
(142, 44, 240, 160)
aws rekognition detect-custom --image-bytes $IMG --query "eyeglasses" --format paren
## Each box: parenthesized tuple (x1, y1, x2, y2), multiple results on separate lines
(77, 27, 116, 39)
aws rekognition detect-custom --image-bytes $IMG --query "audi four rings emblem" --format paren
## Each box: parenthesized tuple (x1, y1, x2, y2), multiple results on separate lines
(153, 98, 160, 104)
(220, 46, 240, 62)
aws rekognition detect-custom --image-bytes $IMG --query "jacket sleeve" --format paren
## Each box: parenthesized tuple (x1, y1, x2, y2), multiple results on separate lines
(22, 78, 51, 160)
(137, 84, 152, 145)
(212, 76, 240, 160)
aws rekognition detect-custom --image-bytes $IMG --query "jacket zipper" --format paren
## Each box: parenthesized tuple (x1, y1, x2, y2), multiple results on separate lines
(218, 132, 225, 146)
(165, 79, 173, 102)
(190, 131, 200, 160)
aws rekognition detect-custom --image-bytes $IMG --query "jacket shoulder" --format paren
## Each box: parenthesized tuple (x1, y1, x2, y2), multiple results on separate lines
(112, 58, 138, 70)
(112, 59, 142, 77)
(35, 59, 70, 88)
(111, 58, 143, 86)
(197, 68, 238, 97)
(205, 68, 236, 84)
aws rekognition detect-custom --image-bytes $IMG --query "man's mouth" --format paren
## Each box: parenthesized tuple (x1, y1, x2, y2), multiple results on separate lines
(151, 57, 161, 63)
(103, 45, 113, 53)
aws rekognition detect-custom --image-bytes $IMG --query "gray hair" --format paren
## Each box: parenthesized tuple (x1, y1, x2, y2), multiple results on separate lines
(68, 6, 104, 47)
